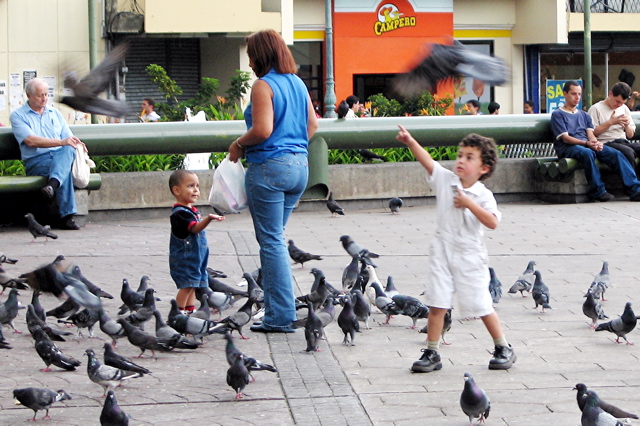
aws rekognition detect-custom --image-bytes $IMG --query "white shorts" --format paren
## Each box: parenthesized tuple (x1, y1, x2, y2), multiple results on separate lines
(423, 235, 494, 318)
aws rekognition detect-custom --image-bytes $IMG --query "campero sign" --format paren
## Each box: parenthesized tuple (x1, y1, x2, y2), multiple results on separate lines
(374, 3, 417, 36)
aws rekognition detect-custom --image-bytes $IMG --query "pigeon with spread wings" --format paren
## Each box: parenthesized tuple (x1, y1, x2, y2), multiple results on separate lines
(61, 43, 129, 117)
(393, 41, 509, 98)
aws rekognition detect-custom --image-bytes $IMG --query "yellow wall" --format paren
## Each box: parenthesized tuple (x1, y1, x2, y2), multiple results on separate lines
(512, 0, 567, 44)
(568, 12, 640, 32)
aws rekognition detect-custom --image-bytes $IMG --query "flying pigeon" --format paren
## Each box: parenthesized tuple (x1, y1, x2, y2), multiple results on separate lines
(574, 383, 638, 420)
(581, 390, 626, 426)
(304, 301, 323, 352)
(488, 267, 502, 304)
(0, 288, 22, 333)
(595, 302, 637, 344)
(85, 348, 142, 396)
(337, 294, 359, 346)
(460, 372, 491, 426)
(103, 342, 151, 376)
(12, 388, 71, 421)
(589, 261, 611, 301)
(508, 260, 536, 297)
(392, 40, 509, 98)
(32, 327, 81, 372)
(388, 197, 403, 214)
(227, 356, 251, 399)
(326, 192, 345, 217)
(358, 148, 387, 162)
(62, 262, 114, 299)
(288, 239, 322, 268)
(531, 270, 552, 312)
(61, 43, 130, 117)
(583, 291, 608, 328)
(100, 390, 130, 426)
(24, 213, 58, 242)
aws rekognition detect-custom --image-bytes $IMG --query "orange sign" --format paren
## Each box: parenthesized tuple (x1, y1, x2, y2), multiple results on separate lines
(374, 3, 417, 36)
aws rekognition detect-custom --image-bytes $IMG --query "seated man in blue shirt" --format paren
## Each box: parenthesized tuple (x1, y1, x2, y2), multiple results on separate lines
(550, 80, 640, 202)
(10, 78, 86, 229)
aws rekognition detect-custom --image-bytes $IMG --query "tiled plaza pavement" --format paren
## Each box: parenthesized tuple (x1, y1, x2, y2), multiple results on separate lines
(0, 200, 639, 425)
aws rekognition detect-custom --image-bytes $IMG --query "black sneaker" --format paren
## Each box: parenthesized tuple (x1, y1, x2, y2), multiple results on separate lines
(489, 344, 517, 370)
(594, 192, 615, 202)
(410, 349, 442, 373)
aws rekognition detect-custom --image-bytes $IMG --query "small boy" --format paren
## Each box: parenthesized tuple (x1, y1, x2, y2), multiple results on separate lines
(395, 125, 516, 372)
(169, 170, 225, 314)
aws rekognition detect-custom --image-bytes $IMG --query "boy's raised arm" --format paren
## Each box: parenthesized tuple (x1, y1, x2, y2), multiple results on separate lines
(396, 125, 435, 175)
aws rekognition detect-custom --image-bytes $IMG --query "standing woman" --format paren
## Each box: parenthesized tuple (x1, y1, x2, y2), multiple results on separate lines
(228, 30, 319, 333)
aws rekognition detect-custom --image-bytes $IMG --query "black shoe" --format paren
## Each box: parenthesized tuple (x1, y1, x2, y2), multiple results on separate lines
(489, 344, 517, 370)
(250, 323, 296, 333)
(410, 349, 442, 373)
(40, 185, 54, 200)
(594, 192, 615, 202)
(630, 192, 640, 202)
(59, 216, 80, 230)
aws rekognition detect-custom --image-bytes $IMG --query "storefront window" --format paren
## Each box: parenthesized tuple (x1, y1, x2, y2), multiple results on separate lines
(290, 42, 324, 113)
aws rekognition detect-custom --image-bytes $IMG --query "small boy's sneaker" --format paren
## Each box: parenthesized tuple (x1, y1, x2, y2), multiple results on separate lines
(489, 344, 517, 370)
(410, 349, 442, 373)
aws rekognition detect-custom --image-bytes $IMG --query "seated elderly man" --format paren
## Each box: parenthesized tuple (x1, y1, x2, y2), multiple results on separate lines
(10, 78, 85, 230)
(589, 82, 640, 175)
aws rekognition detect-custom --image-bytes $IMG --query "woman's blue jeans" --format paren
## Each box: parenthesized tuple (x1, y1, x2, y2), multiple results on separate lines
(24, 146, 77, 217)
(245, 153, 308, 329)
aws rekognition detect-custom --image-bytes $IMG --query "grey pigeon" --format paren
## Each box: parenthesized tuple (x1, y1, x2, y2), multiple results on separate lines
(351, 285, 371, 330)
(32, 327, 81, 372)
(340, 235, 379, 266)
(123, 288, 156, 329)
(190, 293, 211, 321)
(30, 291, 46, 321)
(215, 298, 254, 339)
(63, 263, 114, 299)
(0, 266, 28, 294)
(0, 288, 22, 333)
(460, 372, 491, 426)
(59, 307, 100, 337)
(55, 270, 102, 310)
(288, 239, 322, 268)
(227, 356, 251, 399)
(208, 275, 249, 298)
(85, 348, 142, 396)
(118, 278, 145, 315)
(574, 383, 638, 420)
(0, 326, 12, 349)
(531, 270, 552, 312)
(103, 342, 151, 375)
(371, 281, 401, 324)
(101, 390, 130, 426)
(26, 305, 72, 342)
(508, 260, 536, 297)
(342, 256, 360, 292)
(244, 272, 264, 310)
(389, 197, 403, 214)
(206, 268, 228, 279)
(117, 318, 178, 358)
(195, 286, 234, 316)
(392, 294, 429, 329)
(583, 291, 608, 328)
(167, 299, 221, 339)
(13, 388, 71, 421)
(25, 213, 58, 241)
(358, 148, 387, 162)
(0, 254, 18, 264)
(309, 268, 341, 298)
(297, 270, 329, 312)
(61, 43, 130, 117)
(326, 191, 345, 217)
(384, 276, 399, 298)
(46, 298, 80, 319)
(589, 261, 611, 301)
(488, 267, 502, 304)
(581, 390, 625, 426)
(304, 302, 323, 352)
(392, 41, 509, 98)
(337, 294, 359, 345)
(362, 264, 380, 307)
(223, 332, 277, 375)
(152, 310, 201, 350)
(99, 309, 126, 347)
(420, 308, 453, 345)
(595, 302, 637, 344)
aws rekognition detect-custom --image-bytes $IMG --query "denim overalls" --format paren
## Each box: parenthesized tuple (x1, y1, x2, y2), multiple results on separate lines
(169, 205, 209, 288)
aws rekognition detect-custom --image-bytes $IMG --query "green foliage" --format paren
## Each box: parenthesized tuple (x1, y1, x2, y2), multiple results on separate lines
(92, 154, 185, 173)
(367, 94, 403, 117)
(0, 160, 25, 176)
(225, 70, 252, 106)
(146, 64, 183, 103)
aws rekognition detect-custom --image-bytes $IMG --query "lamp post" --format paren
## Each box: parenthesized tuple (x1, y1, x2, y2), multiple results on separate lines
(88, 0, 99, 124)
(323, 0, 337, 118)
(583, 0, 592, 109)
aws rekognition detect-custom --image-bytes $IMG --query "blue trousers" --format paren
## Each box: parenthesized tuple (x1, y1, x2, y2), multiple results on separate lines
(561, 144, 640, 199)
(245, 153, 308, 330)
(24, 146, 77, 217)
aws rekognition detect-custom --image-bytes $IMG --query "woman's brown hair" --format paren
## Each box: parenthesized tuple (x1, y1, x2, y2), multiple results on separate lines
(246, 30, 298, 78)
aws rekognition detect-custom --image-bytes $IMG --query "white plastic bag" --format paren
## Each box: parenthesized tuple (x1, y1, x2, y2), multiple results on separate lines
(209, 156, 247, 213)
(72, 146, 95, 189)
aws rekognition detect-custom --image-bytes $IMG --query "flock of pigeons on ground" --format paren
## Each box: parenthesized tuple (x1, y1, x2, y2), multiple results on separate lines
(1, 232, 639, 425)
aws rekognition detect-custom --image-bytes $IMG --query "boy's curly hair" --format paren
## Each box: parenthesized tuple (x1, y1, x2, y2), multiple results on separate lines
(459, 133, 498, 180)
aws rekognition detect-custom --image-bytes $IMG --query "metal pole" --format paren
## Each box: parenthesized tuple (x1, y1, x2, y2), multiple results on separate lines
(88, 0, 100, 124)
(583, 0, 592, 109)
(323, 0, 337, 118)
